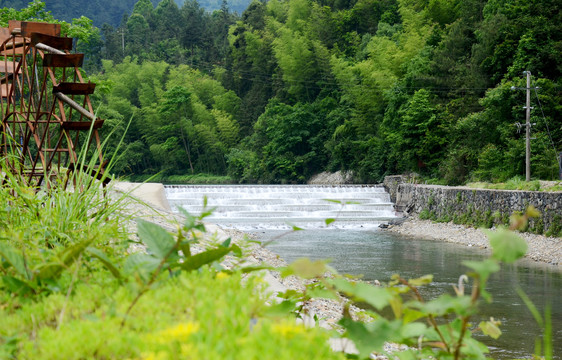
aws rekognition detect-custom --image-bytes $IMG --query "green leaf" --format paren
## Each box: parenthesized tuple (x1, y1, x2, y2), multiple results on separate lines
(123, 253, 161, 277)
(400, 322, 427, 338)
(2, 275, 34, 295)
(192, 224, 206, 232)
(180, 246, 231, 272)
(178, 208, 198, 230)
(36, 238, 93, 280)
(0, 243, 28, 279)
(516, 287, 543, 327)
(339, 318, 382, 358)
(463, 259, 500, 282)
(325, 218, 335, 225)
(485, 228, 527, 263)
(221, 238, 231, 247)
(238, 265, 272, 274)
(61, 238, 93, 266)
(199, 207, 216, 220)
(323, 199, 342, 204)
(403, 308, 425, 324)
(282, 258, 329, 279)
(340, 318, 402, 356)
(198, 197, 217, 219)
(34, 261, 64, 281)
(331, 278, 392, 310)
(307, 287, 339, 301)
(86, 247, 122, 280)
(479, 319, 502, 339)
(460, 335, 490, 357)
(416, 294, 473, 316)
(525, 205, 540, 218)
(230, 244, 242, 257)
(408, 274, 433, 286)
(395, 350, 418, 360)
(137, 219, 175, 259)
(277, 289, 302, 300)
(179, 241, 191, 257)
(265, 299, 298, 316)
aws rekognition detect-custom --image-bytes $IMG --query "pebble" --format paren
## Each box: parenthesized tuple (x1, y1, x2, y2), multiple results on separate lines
(386, 217, 562, 267)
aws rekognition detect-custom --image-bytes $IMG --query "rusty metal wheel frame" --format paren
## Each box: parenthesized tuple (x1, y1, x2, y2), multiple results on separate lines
(0, 20, 105, 188)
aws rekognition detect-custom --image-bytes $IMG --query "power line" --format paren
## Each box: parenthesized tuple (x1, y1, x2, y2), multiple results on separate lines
(532, 77, 562, 179)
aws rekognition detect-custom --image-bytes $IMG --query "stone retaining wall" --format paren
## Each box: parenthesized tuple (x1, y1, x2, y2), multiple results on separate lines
(385, 176, 562, 234)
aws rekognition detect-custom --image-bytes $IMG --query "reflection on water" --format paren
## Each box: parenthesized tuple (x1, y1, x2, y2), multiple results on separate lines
(259, 229, 561, 359)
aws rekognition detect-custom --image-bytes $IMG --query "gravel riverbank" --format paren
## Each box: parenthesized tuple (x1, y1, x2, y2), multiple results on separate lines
(386, 217, 562, 266)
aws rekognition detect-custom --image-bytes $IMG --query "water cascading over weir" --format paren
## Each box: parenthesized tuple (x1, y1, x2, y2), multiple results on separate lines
(165, 185, 398, 230)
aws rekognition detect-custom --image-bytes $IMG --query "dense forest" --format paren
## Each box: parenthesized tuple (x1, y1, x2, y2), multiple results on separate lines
(2, 0, 561, 184)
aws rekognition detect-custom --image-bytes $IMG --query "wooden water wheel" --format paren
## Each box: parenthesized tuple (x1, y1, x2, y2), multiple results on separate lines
(0, 20, 106, 188)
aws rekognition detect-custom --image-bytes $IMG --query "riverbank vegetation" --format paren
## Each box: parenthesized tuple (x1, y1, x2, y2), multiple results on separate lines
(4, 0, 560, 184)
(466, 177, 562, 192)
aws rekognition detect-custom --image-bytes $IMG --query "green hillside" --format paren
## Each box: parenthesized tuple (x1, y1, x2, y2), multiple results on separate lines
(2, 0, 561, 185)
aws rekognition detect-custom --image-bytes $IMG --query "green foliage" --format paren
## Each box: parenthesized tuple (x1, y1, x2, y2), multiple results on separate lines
(226, 148, 261, 183)
(0, 163, 127, 298)
(466, 177, 545, 191)
(0, 168, 340, 358)
(92, 60, 243, 177)
(248, 98, 335, 182)
(8, 0, 562, 183)
(128, 173, 234, 184)
(2, 269, 340, 359)
(0, 1, 103, 70)
(545, 215, 562, 237)
(419, 209, 431, 220)
(0, 0, 54, 25)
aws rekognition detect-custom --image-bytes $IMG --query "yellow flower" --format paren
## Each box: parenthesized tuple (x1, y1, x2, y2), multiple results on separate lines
(154, 322, 200, 343)
(271, 322, 306, 339)
(216, 271, 230, 280)
(139, 351, 168, 360)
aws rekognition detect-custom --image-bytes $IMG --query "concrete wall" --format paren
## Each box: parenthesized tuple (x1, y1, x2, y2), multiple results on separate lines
(384, 176, 562, 234)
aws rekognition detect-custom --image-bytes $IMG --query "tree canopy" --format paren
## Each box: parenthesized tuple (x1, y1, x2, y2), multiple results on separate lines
(2, 0, 561, 184)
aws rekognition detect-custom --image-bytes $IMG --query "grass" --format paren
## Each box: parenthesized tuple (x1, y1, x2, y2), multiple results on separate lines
(417, 174, 561, 192)
(465, 176, 561, 191)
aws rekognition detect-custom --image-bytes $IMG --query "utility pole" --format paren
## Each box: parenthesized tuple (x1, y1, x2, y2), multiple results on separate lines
(525, 70, 531, 181)
(512, 71, 536, 182)
(117, 28, 125, 55)
(559, 152, 562, 180)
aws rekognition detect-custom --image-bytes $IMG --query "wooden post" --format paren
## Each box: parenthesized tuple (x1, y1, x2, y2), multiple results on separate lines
(559, 152, 562, 180)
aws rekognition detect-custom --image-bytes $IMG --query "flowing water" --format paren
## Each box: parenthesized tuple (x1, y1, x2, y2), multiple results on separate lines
(166, 185, 397, 230)
(165, 185, 561, 359)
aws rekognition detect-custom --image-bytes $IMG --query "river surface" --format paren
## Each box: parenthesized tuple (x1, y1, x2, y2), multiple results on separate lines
(259, 229, 561, 359)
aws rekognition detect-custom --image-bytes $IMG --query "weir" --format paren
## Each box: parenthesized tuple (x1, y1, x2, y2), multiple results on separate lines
(164, 185, 397, 230)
